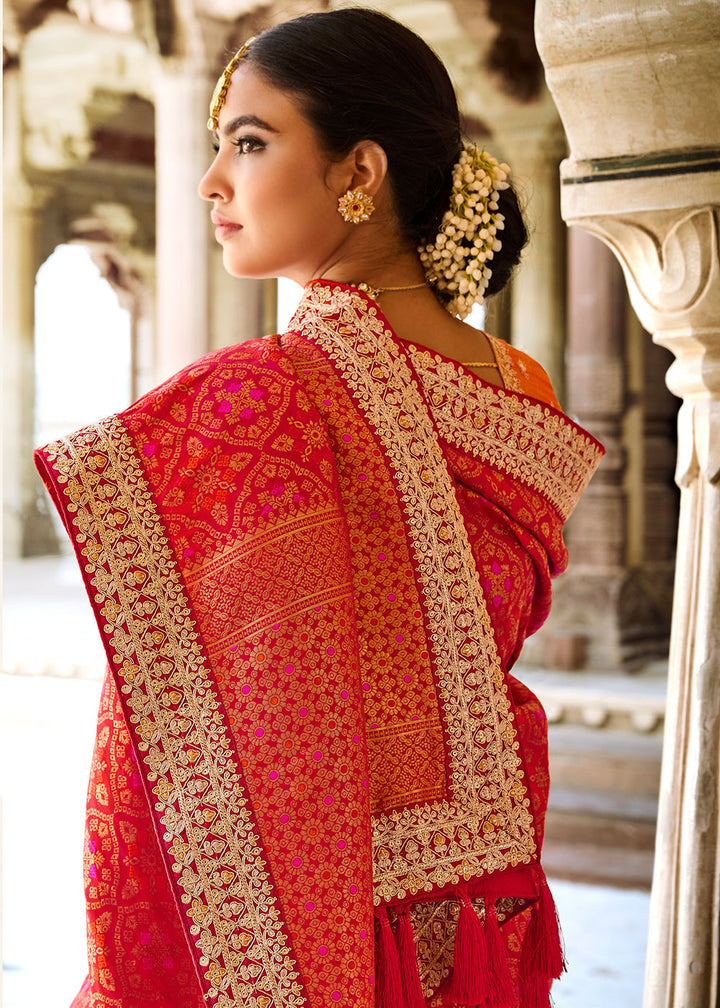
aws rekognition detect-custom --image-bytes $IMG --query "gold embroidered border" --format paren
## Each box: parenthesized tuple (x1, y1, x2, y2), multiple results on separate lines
(487, 334, 524, 391)
(294, 286, 536, 904)
(41, 418, 306, 1008)
(407, 347, 604, 521)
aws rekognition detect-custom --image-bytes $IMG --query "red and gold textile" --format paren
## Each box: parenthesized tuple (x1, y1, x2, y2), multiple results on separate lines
(36, 282, 603, 1008)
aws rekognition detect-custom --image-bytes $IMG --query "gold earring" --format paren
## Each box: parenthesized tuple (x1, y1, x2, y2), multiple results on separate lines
(337, 189, 375, 224)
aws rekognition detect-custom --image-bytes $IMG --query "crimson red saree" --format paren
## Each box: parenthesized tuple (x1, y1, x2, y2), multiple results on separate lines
(36, 282, 603, 1008)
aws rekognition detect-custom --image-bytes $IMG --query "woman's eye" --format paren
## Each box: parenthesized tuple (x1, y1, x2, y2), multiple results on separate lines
(233, 136, 265, 154)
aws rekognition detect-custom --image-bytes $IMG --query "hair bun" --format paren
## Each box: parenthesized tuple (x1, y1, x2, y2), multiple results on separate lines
(419, 146, 511, 319)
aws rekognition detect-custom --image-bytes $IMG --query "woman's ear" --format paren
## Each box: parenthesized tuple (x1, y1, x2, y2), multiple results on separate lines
(330, 140, 388, 198)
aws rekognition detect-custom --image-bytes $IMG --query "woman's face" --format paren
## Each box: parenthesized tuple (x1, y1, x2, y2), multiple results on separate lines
(198, 65, 351, 284)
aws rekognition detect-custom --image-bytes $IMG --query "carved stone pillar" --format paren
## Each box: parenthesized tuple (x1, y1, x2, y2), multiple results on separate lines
(154, 59, 213, 380)
(525, 229, 629, 669)
(627, 208, 719, 1008)
(499, 122, 567, 400)
(208, 249, 266, 352)
(2, 67, 58, 558)
(565, 229, 626, 570)
(536, 229, 677, 670)
(536, 1, 720, 1004)
(154, 56, 267, 377)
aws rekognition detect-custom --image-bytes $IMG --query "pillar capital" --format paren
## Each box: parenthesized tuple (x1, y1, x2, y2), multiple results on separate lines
(558, 160, 720, 333)
(565, 201, 720, 488)
(583, 206, 719, 334)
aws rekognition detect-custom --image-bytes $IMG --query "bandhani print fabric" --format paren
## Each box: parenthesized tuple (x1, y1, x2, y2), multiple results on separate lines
(35, 281, 604, 1008)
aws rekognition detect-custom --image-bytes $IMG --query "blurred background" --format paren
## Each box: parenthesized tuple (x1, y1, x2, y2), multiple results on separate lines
(5, 0, 702, 1004)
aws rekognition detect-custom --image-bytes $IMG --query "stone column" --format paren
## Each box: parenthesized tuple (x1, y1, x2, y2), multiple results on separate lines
(536, 1, 720, 1003)
(154, 59, 267, 375)
(154, 60, 213, 381)
(2, 68, 58, 558)
(499, 122, 567, 400)
(128, 253, 156, 400)
(208, 247, 266, 352)
(525, 229, 629, 669)
(564, 228, 626, 570)
(633, 322, 678, 657)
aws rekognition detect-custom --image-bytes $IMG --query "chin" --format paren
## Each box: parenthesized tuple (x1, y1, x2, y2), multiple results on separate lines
(222, 257, 304, 285)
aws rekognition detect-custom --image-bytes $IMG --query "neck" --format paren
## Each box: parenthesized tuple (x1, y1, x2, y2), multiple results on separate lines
(313, 232, 427, 293)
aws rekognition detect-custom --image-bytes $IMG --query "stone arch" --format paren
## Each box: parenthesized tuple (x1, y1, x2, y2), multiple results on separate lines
(33, 241, 130, 445)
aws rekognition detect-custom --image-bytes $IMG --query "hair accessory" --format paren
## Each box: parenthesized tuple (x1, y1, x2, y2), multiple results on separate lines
(419, 145, 510, 320)
(207, 38, 255, 131)
(355, 280, 427, 299)
(337, 189, 375, 224)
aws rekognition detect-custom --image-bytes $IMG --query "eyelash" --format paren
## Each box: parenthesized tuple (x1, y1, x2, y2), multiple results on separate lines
(211, 135, 266, 157)
(235, 135, 266, 154)
(211, 135, 265, 155)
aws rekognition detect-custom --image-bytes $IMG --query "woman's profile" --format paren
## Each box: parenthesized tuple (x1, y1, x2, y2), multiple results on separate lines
(35, 9, 604, 1008)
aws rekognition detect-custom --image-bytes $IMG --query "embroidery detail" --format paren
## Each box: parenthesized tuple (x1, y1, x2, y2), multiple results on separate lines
(487, 334, 524, 390)
(410, 894, 524, 997)
(41, 417, 306, 1008)
(408, 346, 603, 521)
(292, 285, 537, 904)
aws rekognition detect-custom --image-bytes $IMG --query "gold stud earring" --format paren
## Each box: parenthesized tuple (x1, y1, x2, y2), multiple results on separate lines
(337, 189, 375, 224)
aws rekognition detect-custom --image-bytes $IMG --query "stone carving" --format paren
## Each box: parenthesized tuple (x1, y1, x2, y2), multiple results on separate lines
(582, 207, 719, 330)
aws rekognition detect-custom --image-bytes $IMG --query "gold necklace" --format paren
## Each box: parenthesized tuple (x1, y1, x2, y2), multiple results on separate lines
(353, 280, 499, 368)
(355, 280, 427, 299)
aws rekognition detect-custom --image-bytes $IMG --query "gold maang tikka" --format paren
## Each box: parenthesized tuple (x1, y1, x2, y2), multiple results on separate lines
(207, 37, 255, 131)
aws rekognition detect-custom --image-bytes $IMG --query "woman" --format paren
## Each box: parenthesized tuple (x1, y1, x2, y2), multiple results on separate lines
(36, 9, 603, 1008)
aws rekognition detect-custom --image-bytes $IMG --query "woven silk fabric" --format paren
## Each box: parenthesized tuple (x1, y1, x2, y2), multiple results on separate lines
(35, 282, 603, 1008)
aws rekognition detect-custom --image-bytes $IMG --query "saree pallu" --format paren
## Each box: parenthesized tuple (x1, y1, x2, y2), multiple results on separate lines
(36, 282, 604, 1008)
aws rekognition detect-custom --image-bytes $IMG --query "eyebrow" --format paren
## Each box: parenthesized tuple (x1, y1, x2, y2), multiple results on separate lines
(220, 114, 279, 137)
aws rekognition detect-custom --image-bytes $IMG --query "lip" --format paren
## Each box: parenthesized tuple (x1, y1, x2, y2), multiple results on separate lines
(211, 211, 242, 240)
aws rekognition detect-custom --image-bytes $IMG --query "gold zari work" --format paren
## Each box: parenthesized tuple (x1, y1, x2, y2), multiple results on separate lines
(294, 286, 537, 905)
(408, 345, 603, 521)
(41, 418, 306, 1008)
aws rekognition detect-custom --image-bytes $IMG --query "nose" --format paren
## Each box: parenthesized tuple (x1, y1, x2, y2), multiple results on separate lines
(198, 155, 227, 203)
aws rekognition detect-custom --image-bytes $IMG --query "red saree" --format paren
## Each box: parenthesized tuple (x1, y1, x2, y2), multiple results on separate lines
(35, 281, 603, 1008)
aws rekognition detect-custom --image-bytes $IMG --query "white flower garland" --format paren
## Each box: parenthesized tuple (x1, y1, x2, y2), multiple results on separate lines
(419, 145, 510, 320)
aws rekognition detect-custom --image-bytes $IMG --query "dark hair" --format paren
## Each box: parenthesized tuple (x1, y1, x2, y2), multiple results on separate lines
(246, 8, 526, 299)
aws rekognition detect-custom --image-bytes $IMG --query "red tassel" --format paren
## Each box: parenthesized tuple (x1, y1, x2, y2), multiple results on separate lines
(519, 971, 552, 1008)
(521, 874, 566, 982)
(483, 900, 516, 1008)
(449, 892, 490, 1005)
(376, 908, 406, 1008)
(396, 910, 426, 1008)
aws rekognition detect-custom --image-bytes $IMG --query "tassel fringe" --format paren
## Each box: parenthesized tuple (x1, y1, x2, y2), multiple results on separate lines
(519, 873, 566, 1007)
(521, 874, 566, 981)
(376, 908, 405, 1008)
(519, 971, 552, 1008)
(376, 877, 559, 1008)
(396, 910, 426, 1008)
(483, 900, 516, 1008)
(448, 892, 515, 1007)
(449, 892, 491, 1006)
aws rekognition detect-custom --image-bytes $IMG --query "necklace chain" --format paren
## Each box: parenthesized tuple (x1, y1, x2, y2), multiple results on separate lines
(355, 280, 427, 299)
(351, 281, 499, 369)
